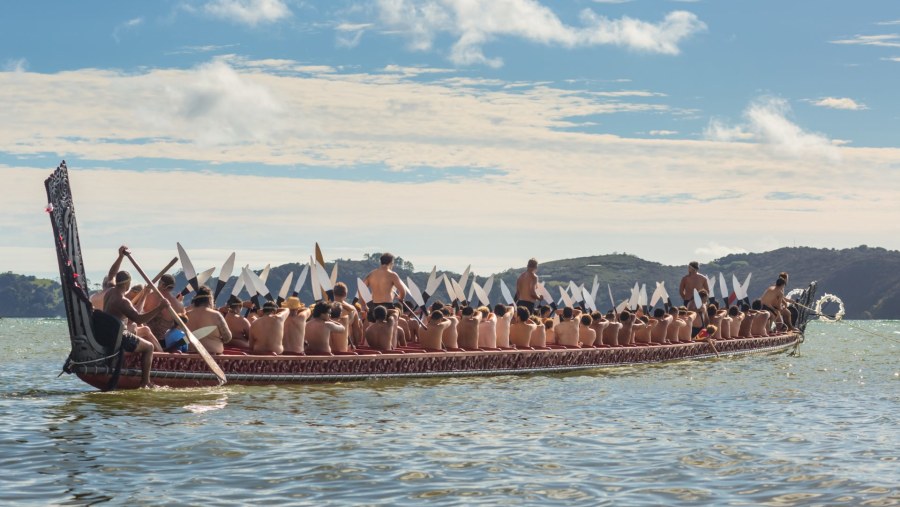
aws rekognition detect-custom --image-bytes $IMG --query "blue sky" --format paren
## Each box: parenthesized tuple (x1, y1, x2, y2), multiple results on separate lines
(2, 0, 899, 281)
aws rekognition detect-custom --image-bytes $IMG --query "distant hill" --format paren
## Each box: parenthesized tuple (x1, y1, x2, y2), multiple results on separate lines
(4, 246, 898, 319)
(0, 272, 65, 318)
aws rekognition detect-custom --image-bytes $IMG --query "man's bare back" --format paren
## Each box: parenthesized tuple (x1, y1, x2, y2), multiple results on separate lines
(283, 307, 311, 354)
(249, 305, 288, 354)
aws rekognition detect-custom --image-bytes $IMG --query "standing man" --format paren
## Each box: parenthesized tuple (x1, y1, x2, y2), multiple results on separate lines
(679, 261, 710, 308)
(101, 246, 170, 388)
(363, 253, 406, 311)
(515, 258, 540, 314)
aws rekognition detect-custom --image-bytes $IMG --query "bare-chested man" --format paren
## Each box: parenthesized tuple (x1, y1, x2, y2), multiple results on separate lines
(420, 311, 451, 351)
(738, 303, 754, 338)
(760, 277, 793, 332)
(750, 300, 771, 337)
(306, 302, 345, 355)
(477, 307, 497, 348)
(143, 274, 185, 345)
(554, 307, 581, 347)
(332, 283, 363, 346)
(579, 314, 596, 347)
(680, 261, 710, 309)
(224, 298, 251, 349)
(364, 305, 399, 351)
(440, 307, 460, 350)
(281, 297, 311, 354)
(249, 301, 288, 354)
(529, 316, 547, 348)
(651, 308, 672, 344)
(509, 306, 538, 348)
(633, 315, 652, 345)
(101, 246, 170, 388)
(493, 304, 514, 348)
(616, 310, 638, 346)
(588, 312, 608, 346)
(677, 308, 695, 343)
(601, 311, 621, 346)
(185, 287, 232, 354)
(727, 306, 744, 338)
(363, 253, 406, 313)
(544, 318, 557, 345)
(663, 308, 682, 344)
(515, 258, 540, 314)
(457, 306, 482, 350)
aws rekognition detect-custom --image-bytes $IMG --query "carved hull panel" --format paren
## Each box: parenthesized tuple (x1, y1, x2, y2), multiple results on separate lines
(72, 332, 801, 389)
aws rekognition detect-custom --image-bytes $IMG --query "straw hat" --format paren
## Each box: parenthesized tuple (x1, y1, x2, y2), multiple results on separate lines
(281, 296, 304, 310)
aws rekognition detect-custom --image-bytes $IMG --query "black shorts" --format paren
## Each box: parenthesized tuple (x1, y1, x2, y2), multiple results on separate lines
(691, 326, 702, 338)
(516, 300, 536, 313)
(122, 331, 140, 352)
(367, 302, 397, 312)
(762, 304, 778, 313)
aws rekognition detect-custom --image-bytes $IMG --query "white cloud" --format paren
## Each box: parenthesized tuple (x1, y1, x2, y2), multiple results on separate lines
(811, 97, 867, 110)
(374, 0, 706, 66)
(203, 0, 291, 26)
(3, 58, 27, 72)
(112, 17, 143, 43)
(694, 242, 748, 261)
(830, 34, 900, 48)
(2, 60, 900, 277)
(704, 97, 840, 161)
(593, 0, 632, 4)
(876, 20, 900, 26)
(882, 56, 900, 62)
(649, 130, 678, 136)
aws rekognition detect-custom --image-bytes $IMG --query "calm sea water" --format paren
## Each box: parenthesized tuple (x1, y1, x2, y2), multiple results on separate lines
(0, 318, 897, 506)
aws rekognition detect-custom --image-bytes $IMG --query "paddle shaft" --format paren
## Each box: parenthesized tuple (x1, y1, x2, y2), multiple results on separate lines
(126, 252, 227, 384)
(151, 257, 178, 284)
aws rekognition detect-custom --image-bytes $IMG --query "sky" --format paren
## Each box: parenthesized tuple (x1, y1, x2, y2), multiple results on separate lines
(2, 0, 899, 282)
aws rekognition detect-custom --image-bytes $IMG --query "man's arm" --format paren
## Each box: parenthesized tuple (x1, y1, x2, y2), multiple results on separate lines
(106, 246, 128, 287)
(217, 314, 232, 344)
(391, 273, 406, 301)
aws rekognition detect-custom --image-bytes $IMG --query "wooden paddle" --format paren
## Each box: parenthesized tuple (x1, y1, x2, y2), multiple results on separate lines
(126, 251, 227, 385)
(151, 257, 178, 284)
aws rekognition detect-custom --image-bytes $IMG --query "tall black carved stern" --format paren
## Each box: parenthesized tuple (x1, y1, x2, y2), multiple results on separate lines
(45, 161, 117, 370)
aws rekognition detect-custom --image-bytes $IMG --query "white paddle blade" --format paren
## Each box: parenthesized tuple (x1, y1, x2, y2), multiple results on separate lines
(330, 262, 339, 287)
(260, 264, 271, 283)
(196, 267, 215, 287)
(294, 264, 309, 294)
(693, 288, 702, 309)
(660, 281, 669, 302)
(628, 284, 639, 310)
(425, 266, 442, 296)
(650, 282, 663, 308)
(406, 277, 426, 307)
(278, 272, 294, 301)
(309, 258, 322, 300)
(231, 266, 247, 297)
(590, 275, 599, 301)
(192, 325, 218, 340)
(607, 284, 616, 311)
(473, 281, 490, 308)
(443, 274, 457, 302)
(581, 286, 596, 312)
(457, 265, 471, 293)
(537, 283, 553, 304)
(567, 281, 581, 302)
(315, 262, 332, 292)
(176, 242, 197, 282)
(732, 274, 741, 299)
(616, 299, 628, 314)
(706, 274, 716, 296)
(639, 283, 648, 307)
(559, 286, 575, 309)
(482, 275, 494, 301)
(451, 279, 467, 302)
(467, 278, 477, 303)
(356, 277, 372, 303)
(500, 279, 515, 305)
(741, 273, 752, 299)
(719, 272, 729, 300)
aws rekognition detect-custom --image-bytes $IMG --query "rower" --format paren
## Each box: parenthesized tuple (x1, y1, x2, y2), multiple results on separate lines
(224, 297, 251, 349)
(364, 305, 399, 351)
(306, 302, 345, 355)
(457, 306, 482, 350)
(186, 286, 232, 354)
(680, 261, 710, 308)
(515, 258, 540, 314)
(281, 296, 310, 355)
(363, 253, 406, 312)
(101, 246, 169, 388)
(249, 301, 288, 354)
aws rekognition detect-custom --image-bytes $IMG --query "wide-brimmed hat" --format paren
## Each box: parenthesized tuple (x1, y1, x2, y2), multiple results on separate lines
(281, 296, 303, 310)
